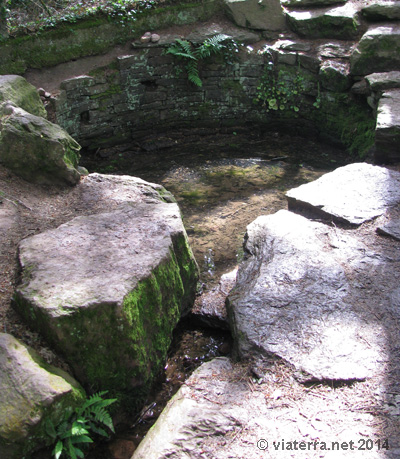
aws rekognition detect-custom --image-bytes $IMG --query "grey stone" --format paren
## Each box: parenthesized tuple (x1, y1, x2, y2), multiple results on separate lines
(132, 358, 245, 459)
(227, 210, 392, 381)
(14, 193, 198, 399)
(0, 333, 85, 459)
(286, 3, 360, 40)
(351, 78, 370, 95)
(141, 31, 152, 43)
(224, 0, 286, 32)
(375, 90, 400, 163)
(366, 71, 400, 91)
(362, 1, 400, 21)
(286, 163, 400, 225)
(0, 106, 81, 186)
(351, 25, 400, 76)
(0, 75, 47, 118)
(274, 39, 312, 52)
(59, 75, 95, 91)
(318, 42, 353, 59)
(151, 33, 160, 43)
(319, 60, 351, 92)
(378, 219, 400, 241)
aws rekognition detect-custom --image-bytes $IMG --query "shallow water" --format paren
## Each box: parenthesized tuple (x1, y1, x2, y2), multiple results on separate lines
(79, 129, 351, 457)
(83, 128, 350, 285)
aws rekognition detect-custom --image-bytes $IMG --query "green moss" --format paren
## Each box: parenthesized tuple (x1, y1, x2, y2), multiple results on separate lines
(317, 94, 376, 157)
(14, 248, 192, 408)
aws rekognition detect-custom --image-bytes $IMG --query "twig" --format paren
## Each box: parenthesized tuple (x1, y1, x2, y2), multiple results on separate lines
(0, 190, 32, 211)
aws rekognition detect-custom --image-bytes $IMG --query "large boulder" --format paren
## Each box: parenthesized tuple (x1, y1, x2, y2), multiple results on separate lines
(0, 333, 85, 459)
(227, 208, 399, 381)
(0, 75, 47, 118)
(375, 90, 400, 163)
(13, 192, 198, 401)
(224, 0, 286, 32)
(286, 163, 400, 225)
(0, 105, 81, 186)
(350, 24, 400, 76)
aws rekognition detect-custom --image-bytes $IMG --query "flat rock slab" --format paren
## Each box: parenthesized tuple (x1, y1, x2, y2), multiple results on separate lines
(286, 163, 400, 225)
(366, 71, 400, 91)
(362, 1, 400, 21)
(227, 209, 400, 381)
(132, 357, 389, 459)
(14, 199, 198, 398)
(375, 90, 400, 163)
(351, 24, 400, 75)
(0, 333, 84, 459)
(286, 3, 360, 40)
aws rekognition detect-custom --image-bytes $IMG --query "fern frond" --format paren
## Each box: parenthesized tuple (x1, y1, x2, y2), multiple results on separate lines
(186, 60, 202, 87)
(197, 34, 231, 59)
(92, 406, 115, 432)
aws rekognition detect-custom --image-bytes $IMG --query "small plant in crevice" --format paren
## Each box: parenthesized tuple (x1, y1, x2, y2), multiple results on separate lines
(254, 62, 307, 113)
(165, 34, 240, 87)
(46, 391, 116, 459)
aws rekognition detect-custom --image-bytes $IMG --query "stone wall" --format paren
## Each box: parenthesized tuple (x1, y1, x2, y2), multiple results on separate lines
(54, 38, 374, 155)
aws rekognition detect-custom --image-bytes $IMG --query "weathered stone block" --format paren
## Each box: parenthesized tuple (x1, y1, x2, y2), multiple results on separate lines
(0, 333, 85, 459)
(286, 163, 400, 225)
(287, 4, 360, 40)
(375, 90, 400, 163)
(0, 105, 81, 186)
(224, 0, 286, 32)
(14, 182, 198, 401)
(0, 75, 47, 118)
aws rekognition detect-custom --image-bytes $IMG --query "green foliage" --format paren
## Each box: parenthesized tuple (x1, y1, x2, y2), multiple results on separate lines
(46, 391, 116, 459)
(254, 62, 307, 113)
(165, 34, 240, 87)
(4, 0, 157, 35)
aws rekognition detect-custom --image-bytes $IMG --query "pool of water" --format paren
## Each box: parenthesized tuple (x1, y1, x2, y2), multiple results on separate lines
(79, 128, 351, 457)
(83, 128, 350, 285)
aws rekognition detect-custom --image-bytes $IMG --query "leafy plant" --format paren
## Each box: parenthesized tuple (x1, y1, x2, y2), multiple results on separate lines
(165, 34, 240, 87)
(46, 391, 117, 459)
(254, 62, 307, 113)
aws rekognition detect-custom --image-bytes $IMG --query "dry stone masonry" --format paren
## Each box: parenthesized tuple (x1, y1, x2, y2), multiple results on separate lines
(48, 0, 400, 162)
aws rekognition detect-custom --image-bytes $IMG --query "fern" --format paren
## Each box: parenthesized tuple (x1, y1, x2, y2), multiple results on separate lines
(165, 34, 240, 87)
(46, 391, 116, 459)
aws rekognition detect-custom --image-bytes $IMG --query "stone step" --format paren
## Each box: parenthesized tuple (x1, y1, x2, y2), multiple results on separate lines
(366, 71, 400, 91)
(286, 3, 361, 40)
(362, 0, 400, 21)
(375, 89, 400, 163)
(350, 24, 400, 76)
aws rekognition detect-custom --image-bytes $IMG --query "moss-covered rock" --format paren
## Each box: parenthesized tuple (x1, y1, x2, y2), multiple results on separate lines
(13, 198, 198, 406)
(0, 333, 85, 459)
(0, 74, 47, 118)
(0, 105, 81, 186)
